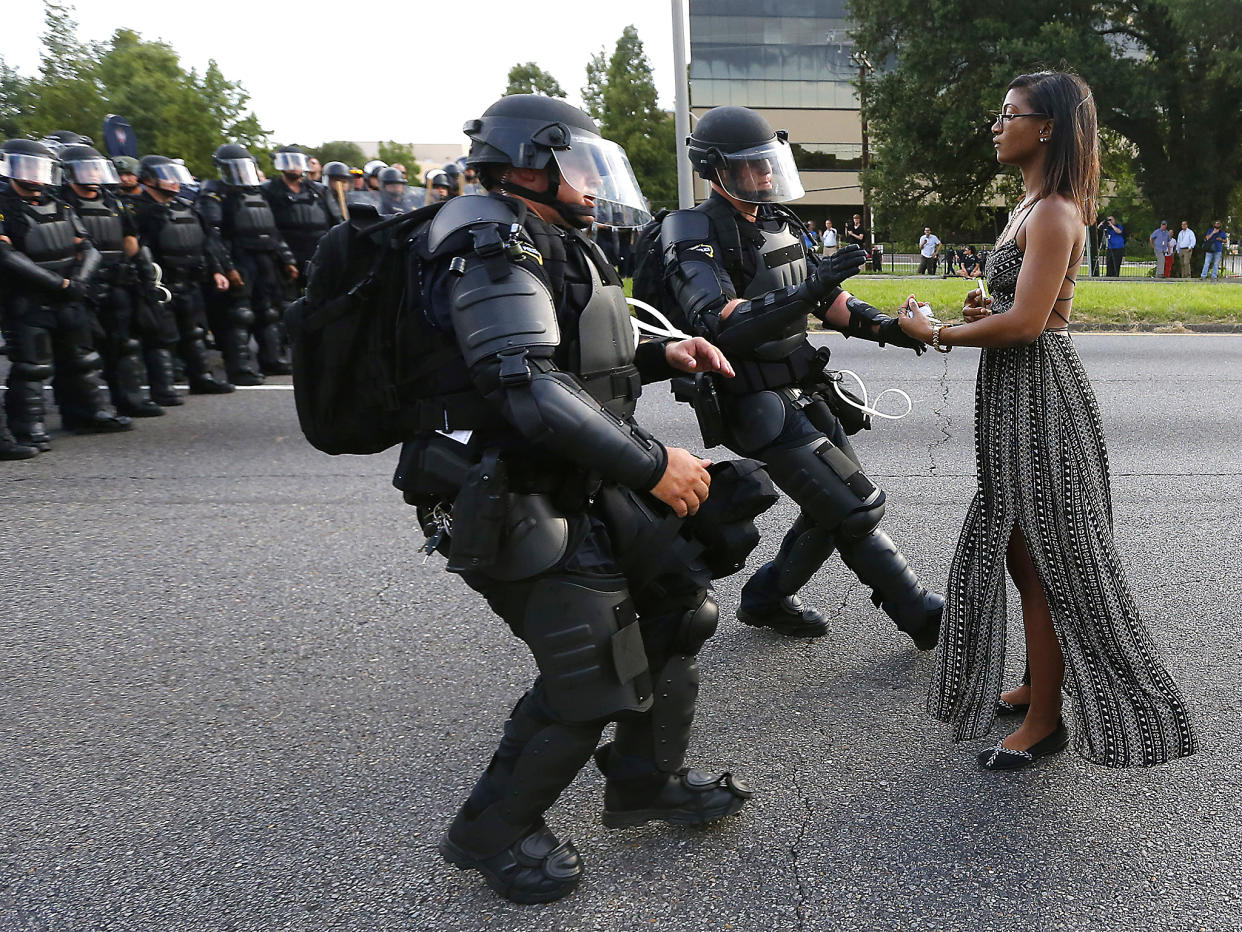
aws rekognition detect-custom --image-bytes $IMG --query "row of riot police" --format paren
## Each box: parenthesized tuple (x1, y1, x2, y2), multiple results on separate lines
(1, 137, 346, 458)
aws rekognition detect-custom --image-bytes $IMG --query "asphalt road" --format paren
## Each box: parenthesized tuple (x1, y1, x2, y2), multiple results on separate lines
(2, 333, 1240, 932)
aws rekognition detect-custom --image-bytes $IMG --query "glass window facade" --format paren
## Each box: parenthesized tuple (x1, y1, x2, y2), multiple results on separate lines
(689, 0, 859, 110)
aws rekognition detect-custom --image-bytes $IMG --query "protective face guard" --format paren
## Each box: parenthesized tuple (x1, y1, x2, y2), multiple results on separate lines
(63, 158, 121, 186)
(148, 162, 194, 189)
(1, 152, 58, 186)
(714, 137, 804, 204)
(219, 158, 261, 186)
(553, 129, 651, 229)
(273, 152, 309, 173)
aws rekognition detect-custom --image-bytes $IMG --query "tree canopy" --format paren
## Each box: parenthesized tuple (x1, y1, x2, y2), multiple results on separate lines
(2, 1, 268, 178)
(582, 26, 677, 212)
(849, 0, 1242, 240)
(504, 62, 567, 99)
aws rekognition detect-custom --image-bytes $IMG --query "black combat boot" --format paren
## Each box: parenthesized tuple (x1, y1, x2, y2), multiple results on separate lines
(112, 352, 164, 417)
(145, 347, 184, 406)
(0, 406, 38, 460)
(738, 561, 829, 637)
(439, 816, 583, 905)
(594, 744, 752, 828)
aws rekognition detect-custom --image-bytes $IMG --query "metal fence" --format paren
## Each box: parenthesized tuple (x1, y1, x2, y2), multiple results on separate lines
(862, 248, 1241, 279)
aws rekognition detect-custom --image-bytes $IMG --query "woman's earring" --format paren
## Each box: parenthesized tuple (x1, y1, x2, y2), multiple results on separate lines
(1039, 137, 1048, 143)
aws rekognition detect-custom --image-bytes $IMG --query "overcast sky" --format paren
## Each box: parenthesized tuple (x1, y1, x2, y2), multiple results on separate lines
(3, 0, 683, 146)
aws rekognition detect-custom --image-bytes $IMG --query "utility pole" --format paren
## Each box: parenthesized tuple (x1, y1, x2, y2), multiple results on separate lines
(671, 0, 694, 209)
(851, 50, 875, 243)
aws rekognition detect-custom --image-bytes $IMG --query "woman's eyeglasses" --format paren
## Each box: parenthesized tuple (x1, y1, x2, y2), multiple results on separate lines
(991, 112, 1051, 125)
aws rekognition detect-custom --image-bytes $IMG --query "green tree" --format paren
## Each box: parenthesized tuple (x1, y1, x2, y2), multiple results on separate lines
(0, 57, 37, 139)
(504, 62, 567, 98)
(26, 1, 107, 138)
(378, 140, 422, 180)
(849, 0, 1242, 238)
(314, 140, 367, 167)
(582, 26, 677, 212)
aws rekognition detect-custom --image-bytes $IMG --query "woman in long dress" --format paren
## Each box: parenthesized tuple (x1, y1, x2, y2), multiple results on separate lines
(897, 71, 1195, 770)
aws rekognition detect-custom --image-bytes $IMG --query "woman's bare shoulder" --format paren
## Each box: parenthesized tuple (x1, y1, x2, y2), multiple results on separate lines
(1032, 195, 1085, 229)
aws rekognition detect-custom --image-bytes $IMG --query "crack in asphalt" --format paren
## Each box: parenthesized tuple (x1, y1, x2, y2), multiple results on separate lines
(790, 766, 813, 931)
(928, 353, 954, 478)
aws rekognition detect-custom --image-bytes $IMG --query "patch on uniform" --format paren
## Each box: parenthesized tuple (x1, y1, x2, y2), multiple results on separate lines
(689, 243, 715, 258)
(514, 241, 543, 265)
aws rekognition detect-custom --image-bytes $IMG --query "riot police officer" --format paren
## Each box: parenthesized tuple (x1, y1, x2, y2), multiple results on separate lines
(198, 143, 298, 380)
(261, 145, 335, 285)
(112, 156, 142, 200)
(60, 144, 173, 416)
(0, 139, 132, 450)
(659, 106, 943, 647)
(375, 166, 417, 215)
(131, 154, 235, 394)
(365, 95, 752, 903)
(423, 169, 452, 204)
(321, 160, 352, 221)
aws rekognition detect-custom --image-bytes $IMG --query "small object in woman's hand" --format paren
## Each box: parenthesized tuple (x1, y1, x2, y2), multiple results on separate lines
(975, 277, 990, 301)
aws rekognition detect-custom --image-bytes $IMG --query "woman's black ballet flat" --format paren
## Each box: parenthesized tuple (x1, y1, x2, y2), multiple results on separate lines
(977, 720, 1069, 771)
(995, 698, 1030, 717)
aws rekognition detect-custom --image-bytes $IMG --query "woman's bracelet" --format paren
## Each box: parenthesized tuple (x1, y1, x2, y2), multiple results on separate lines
(932, 325, 952, 353)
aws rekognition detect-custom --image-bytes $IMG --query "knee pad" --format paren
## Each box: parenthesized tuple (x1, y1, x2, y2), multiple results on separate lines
(187, 326, 206, 342)
(73, 350, 104, 374)
(122, 337, 142, 355)
(725, 391, 787, 454)
(12, 361, 53, 382)
(672, 591, 718, 655)
(228, 304, 255, 328)
(11, 327, 54, 367)
(765, 438, 885, 541)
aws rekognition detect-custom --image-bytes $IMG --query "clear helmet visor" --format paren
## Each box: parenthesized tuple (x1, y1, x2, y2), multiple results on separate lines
(1, 152, 58, 186)
(219, 158, 261, 186)
(273, 152, 309, 173)
(63, 158, 120, 186)
(714, 137, 804, 204)
(553, 129, 651, 229)
(150, 162, 194, 188)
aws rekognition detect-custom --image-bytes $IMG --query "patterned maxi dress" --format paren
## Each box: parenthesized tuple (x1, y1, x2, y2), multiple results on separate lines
(927, 235, 1196, 767)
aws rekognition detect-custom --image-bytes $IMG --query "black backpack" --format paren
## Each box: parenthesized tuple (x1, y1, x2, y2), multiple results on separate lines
(286, 203, 461, 455)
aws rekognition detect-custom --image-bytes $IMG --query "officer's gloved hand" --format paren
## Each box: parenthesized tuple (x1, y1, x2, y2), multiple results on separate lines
(804, 244, 867, 302)
(60, 279, 87, 302)
(878, 316, 926, 354)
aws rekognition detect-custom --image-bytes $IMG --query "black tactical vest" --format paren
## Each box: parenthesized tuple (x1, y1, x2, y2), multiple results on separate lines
(225, 187, 281, 250)
(71, 193, 126, 266)
(270, 184, 331, 236)
(14, 198, 78, 274)
(155, 198, 208, 275)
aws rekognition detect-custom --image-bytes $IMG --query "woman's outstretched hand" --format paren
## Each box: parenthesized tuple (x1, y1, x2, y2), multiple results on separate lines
(963, 287, 994, 322)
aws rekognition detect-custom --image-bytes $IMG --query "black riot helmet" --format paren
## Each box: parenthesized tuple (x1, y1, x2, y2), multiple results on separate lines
(1, 139, 59, 190)
(59, 144, 121, 188)
(272, 143, 309, 175)
(41, 130, 94, 155)
(213, 143, 262, 187)
(463, 93, 651, 228)
(323, 160, 351, 181)
(138, 154, 194, 193)
(378, 166, 406, 188)
(687, 106, 805, 204)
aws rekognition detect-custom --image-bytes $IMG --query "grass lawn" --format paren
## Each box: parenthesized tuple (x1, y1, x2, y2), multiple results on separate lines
(841, 277, 1242, 328)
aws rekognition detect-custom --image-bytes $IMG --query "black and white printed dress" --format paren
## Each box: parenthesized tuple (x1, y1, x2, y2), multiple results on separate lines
(927, 233, 1196, 767)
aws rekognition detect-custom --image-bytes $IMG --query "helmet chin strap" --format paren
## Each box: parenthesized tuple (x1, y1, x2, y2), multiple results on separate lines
(499, 166, 595, 229)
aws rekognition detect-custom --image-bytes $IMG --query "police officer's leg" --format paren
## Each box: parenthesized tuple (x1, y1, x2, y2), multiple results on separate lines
(731, 394, 837, 636)
(173, 285, 233, 394)
(135, 286, 184, 407)
(251, 253, 291, 375)
(103, 284, 164, 417)
(587, 487, 751, 826)
(441, 549, 640, 904)
(4, 302, 55, 450)
(208, 261, 263, 386)
(0, 396, 37, 460)
(52, 300, 133, 434)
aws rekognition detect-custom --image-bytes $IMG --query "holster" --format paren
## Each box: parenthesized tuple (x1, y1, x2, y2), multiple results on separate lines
(671, 373, 726, 449)
(805, 345, 870, 435)
(445, 450, 509, 575)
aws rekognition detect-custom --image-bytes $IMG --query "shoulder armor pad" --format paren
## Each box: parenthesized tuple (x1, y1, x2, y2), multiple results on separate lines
(661, 209, 713, 249)
(425, 194, 519, 255)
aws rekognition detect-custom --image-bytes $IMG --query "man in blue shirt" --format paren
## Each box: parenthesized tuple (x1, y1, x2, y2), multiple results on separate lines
(1149, 221, 1172, 277)
(1104, 215, 1125, 276)
(1201, 220, 1228, 281)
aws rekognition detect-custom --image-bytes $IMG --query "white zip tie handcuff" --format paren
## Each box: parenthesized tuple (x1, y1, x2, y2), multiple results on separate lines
(627, 296, 913, 422)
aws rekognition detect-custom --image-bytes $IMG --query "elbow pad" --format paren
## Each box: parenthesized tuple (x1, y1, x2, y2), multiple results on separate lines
(843, 295, 925, 354)
(713, 282, 816, 355)
(0, 240, 67, 292)
(73, 242, 101, 285)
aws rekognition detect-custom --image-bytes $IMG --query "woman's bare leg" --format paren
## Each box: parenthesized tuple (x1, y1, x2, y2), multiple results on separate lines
(1001, 524, 1064, 749)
